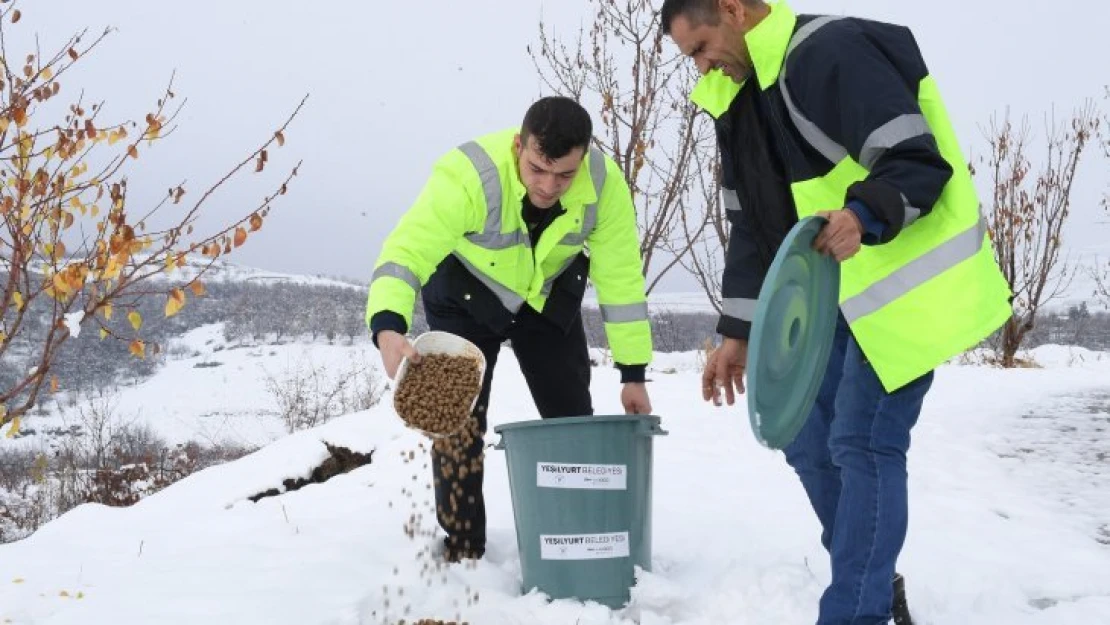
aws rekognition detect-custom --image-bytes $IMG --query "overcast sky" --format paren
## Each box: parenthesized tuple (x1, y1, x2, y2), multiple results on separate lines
(14, 0, 1110, 292)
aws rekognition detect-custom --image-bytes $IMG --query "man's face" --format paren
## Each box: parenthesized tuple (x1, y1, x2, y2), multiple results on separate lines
(514, 134, 584, 209)
(668, 4, 751, 84)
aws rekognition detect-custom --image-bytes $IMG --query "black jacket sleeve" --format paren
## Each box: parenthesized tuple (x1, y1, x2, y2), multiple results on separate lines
(716, 193, 768, 341)
(717, 220, 760, 341)
(786, 18, 952, 243)
(369, 311, 407, 348)
(714, 123, 772, 342)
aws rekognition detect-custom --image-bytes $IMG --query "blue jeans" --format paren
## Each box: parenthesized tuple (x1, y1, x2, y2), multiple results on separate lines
(783, 314, 933, 625)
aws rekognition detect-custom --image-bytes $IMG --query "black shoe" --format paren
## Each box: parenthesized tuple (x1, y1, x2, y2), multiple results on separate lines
(892, 572, 914, 625)
(441, 537, 485, 563)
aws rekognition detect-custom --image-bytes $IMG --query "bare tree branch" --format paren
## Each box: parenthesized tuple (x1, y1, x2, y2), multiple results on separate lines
(979, 101, 1098, 366)
(0, 9, 306, 427)
(529, 0, 722, 300)
(1093, 86, 1110, 307)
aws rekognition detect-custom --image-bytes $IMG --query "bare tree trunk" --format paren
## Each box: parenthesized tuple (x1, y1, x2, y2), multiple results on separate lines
(980, 102, 1099, 367)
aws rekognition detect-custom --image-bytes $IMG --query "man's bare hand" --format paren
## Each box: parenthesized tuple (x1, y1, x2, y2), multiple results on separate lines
(621, 383, 652, 415)
(813, 209, 864, 262)
(378, 330, 420, 379)
(701, 338, 748, 406)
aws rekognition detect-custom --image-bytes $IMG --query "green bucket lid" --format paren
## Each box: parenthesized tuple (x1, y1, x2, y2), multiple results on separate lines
(746, 215, 840, 450)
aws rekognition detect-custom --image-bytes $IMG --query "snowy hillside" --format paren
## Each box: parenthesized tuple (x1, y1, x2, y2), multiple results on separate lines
(1, 323, 1109, 625)
(126, 256, 366, 290)
(9, 255, 364, 291)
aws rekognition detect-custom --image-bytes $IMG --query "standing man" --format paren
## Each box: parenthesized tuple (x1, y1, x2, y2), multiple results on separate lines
(365, 96, 653, 563)
(661, 1, 1011, 624)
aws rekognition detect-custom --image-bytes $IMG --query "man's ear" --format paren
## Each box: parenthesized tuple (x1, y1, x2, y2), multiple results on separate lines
(513, 133, 522, 155)
(719, 0, 744, 26)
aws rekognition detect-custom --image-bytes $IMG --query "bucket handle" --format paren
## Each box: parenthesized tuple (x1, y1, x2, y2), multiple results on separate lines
(641, 420, 668, 437)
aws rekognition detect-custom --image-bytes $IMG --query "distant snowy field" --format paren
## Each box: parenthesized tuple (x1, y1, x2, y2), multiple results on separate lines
(2, 321, 1109, 625)
(590, 269, 1106, 317)
(151, 257, 365, 290)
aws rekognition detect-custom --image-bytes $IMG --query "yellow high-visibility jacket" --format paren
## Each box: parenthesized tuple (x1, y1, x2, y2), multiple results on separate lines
(365, 127, 653, 367)
(691, 1, 1011, 391)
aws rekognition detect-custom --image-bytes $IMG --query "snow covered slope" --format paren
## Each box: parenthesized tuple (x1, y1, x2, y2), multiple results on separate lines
(1, 333, 1108, 625)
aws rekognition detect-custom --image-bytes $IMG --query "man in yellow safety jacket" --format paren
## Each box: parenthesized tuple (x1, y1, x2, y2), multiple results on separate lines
(365, 96, 654, 562)
(661, 1, 1012, 623)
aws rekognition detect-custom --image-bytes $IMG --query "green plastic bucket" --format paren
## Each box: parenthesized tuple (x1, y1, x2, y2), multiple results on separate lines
(492, 414, 667, 609)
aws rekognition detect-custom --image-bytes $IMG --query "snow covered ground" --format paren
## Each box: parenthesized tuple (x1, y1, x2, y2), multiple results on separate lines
(1, 327, 1109, 624)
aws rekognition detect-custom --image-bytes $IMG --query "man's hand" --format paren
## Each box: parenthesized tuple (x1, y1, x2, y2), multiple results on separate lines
(702, 338, 748, 406)
(621, 383, 652, 415)
(813, 209, 864, 262)
(377, 330, 420, 379)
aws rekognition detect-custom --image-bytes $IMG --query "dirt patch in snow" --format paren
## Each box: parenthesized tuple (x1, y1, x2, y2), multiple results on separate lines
(248, 441, 373, 502)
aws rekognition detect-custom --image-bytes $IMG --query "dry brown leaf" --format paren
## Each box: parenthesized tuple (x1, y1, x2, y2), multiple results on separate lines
(165, 288, 185, 317)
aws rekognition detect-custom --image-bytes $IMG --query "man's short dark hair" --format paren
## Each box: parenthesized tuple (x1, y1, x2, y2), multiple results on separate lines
(660, 0, 722, 35)
(520, 96, 592, 160)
